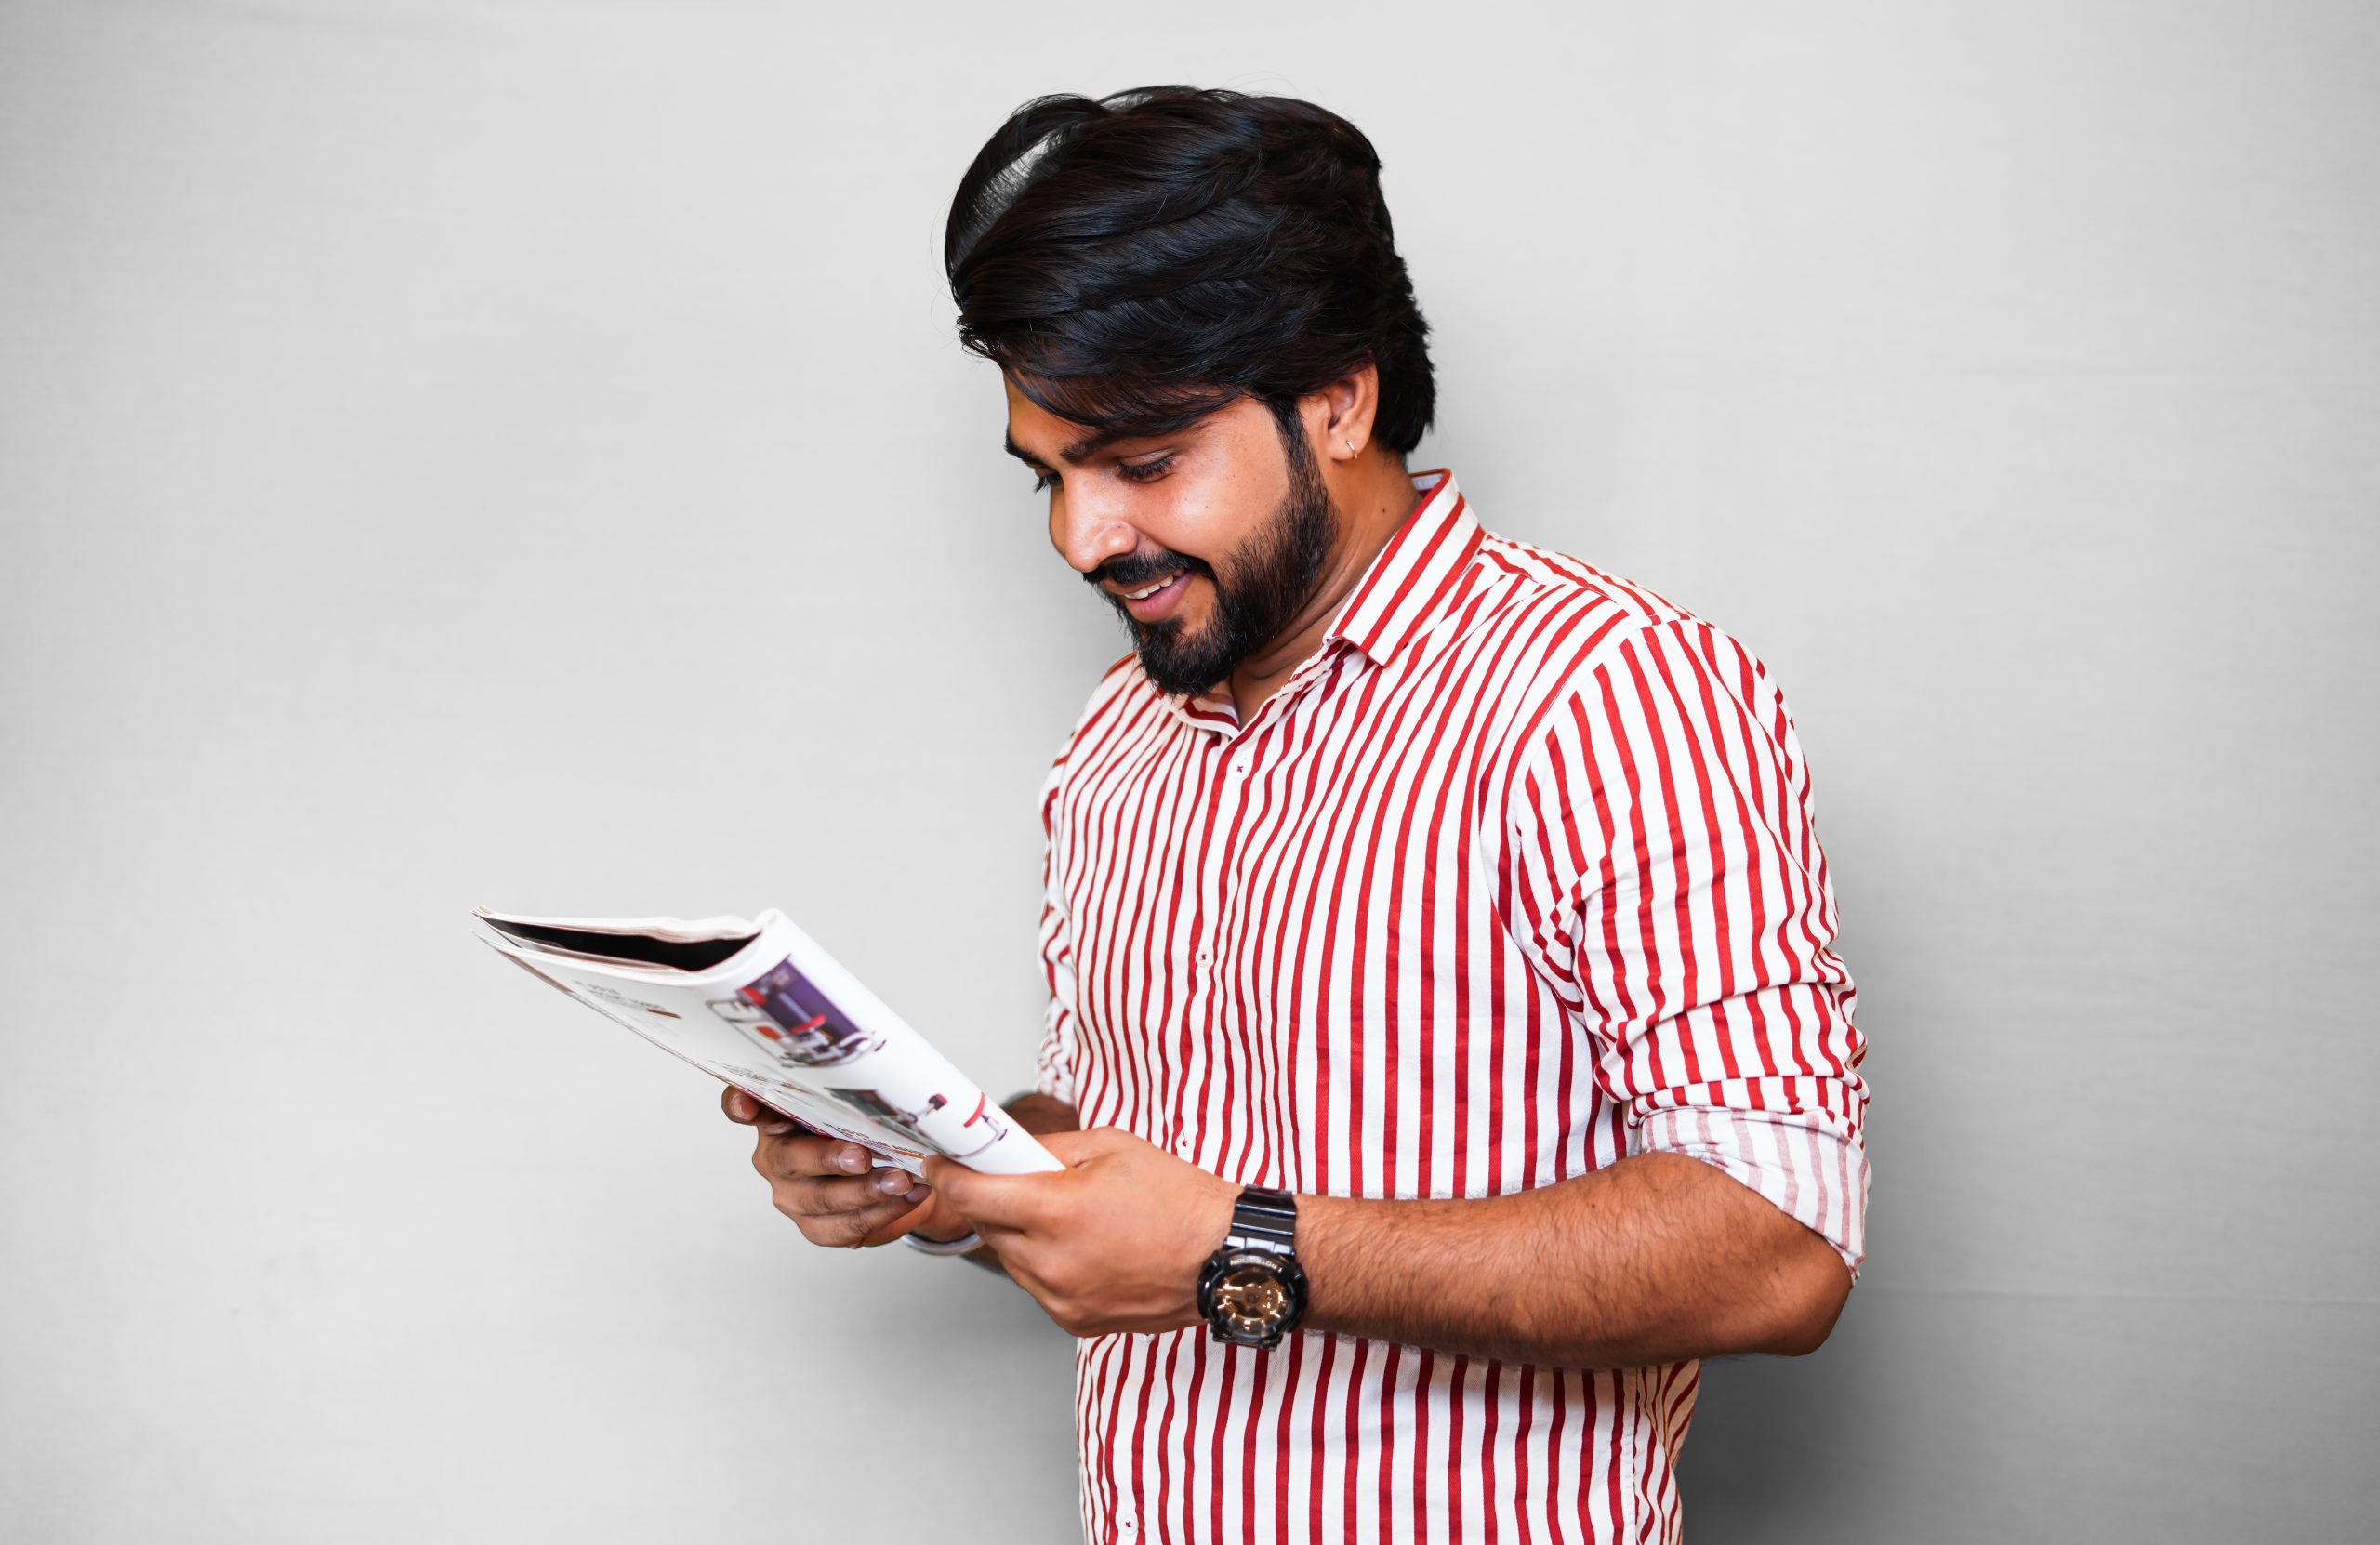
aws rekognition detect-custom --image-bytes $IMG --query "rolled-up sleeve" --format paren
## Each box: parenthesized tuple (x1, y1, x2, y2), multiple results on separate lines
(1508, 619, 1870, 1277)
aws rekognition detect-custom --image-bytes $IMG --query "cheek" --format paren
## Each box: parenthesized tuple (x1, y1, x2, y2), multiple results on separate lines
(1144, 475, 1255, 566)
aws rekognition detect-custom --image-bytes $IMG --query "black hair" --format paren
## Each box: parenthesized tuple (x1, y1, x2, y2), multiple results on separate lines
(945, 86, 1435, 456)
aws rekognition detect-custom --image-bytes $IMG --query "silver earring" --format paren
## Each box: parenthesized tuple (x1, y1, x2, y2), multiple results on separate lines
(1345, 439, 1356, 454)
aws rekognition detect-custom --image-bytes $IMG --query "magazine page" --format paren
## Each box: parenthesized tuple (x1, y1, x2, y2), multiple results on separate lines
(477, 907, 1062, 1178)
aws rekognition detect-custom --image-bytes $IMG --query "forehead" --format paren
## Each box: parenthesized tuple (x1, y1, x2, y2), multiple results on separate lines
(1002, 377, 1087, 450)
(1002, 377, 1275, 464)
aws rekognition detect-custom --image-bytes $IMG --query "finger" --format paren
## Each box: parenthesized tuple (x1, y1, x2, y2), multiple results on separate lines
(722, 1085, 813, 1136)
(775, 1168, 930, 1216)
(853, 1195, 942, 1249)
(753, 1131, 877, 1181)
(787, 1192, 921, 1248)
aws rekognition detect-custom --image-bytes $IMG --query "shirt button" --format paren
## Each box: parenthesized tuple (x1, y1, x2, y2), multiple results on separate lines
(1196, 948, 1212, 965)
(1231, 759, 1250, 775)
(1119, 1520, 1138, 1536)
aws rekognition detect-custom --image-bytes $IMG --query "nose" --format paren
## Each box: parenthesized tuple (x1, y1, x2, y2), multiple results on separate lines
(1051, 483, 1140, 575)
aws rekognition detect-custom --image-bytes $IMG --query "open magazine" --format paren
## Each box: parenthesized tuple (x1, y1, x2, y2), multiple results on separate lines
(475, 907, 1062, 1177)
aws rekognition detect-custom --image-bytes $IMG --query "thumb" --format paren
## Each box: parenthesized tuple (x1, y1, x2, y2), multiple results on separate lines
(922, 1159, 1050, 1234)
(920, 1156, 985, 1217)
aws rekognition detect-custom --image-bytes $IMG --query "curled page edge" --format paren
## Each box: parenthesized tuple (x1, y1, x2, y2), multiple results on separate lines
(473, 907, 765, 945)
(476, 912, 1064, 1178)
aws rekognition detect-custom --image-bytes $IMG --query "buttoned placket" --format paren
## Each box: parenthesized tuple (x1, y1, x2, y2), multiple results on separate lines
(1163, 645, 1360, 1167)
(1169, 725, 1233, 1163)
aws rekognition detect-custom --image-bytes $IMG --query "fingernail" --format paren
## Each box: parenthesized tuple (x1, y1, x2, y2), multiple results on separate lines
(761, 1120, 795, 1136)
(839, 1148, 867, 1173)
(905, 1185, 931, 1203)
(874, 1170, 909, 1195)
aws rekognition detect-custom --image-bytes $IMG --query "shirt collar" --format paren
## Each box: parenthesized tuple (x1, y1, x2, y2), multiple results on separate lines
(1326, 468, 1480, 668)
(1164, 468, 1480, 733)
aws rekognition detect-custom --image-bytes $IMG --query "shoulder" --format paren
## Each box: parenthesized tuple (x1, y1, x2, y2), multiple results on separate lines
(1464, 529, 1700, 665)
(1453, 530, 1796, 793)
(1449, 529, 1703, 733)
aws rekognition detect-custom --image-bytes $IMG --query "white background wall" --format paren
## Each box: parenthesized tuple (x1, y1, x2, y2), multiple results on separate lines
(3, 2, 2374, 1539)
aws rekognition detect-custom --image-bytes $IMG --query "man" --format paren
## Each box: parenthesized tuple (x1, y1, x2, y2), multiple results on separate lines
(725, 86, 1869, 1543)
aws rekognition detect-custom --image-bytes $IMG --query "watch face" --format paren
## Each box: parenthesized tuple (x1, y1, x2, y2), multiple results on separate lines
(1210, 1262, 1291, 1334)
(1198, 1248, 1307, 1346)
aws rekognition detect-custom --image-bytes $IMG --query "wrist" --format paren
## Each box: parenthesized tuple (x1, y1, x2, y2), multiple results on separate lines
(1195, 1183, 1308, 1347)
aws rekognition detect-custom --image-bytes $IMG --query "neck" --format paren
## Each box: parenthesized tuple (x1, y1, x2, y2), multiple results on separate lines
(1226, 455, 1421, 722)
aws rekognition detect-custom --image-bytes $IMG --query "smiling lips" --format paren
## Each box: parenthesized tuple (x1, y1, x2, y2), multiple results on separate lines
(1117, 572, 1193, 622)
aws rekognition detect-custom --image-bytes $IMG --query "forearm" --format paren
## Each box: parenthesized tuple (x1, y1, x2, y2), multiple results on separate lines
(1297, 1151, 1850, 1368)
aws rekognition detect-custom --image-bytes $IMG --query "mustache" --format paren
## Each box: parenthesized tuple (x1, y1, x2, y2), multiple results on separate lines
(1084, 550, 1214, 591)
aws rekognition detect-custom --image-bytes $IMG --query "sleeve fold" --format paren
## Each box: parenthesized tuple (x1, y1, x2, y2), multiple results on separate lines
(1507, 619, 1871, 1278)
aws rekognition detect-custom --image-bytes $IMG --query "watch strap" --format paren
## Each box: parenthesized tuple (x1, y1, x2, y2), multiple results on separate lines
(1226, 1185, 1298, 1255)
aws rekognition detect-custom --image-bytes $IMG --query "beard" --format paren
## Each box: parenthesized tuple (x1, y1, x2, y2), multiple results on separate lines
(1088, 423, 1339, 697)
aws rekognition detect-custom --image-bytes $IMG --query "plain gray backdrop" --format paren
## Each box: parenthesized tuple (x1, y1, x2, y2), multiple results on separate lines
(4, 1, 2374, 1540)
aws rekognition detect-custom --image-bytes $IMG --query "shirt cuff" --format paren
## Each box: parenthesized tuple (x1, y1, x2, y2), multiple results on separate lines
(1633, 1106, 1870, 1281)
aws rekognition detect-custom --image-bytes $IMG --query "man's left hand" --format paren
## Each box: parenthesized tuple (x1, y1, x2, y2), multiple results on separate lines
(924, 1129, 1238, 1338)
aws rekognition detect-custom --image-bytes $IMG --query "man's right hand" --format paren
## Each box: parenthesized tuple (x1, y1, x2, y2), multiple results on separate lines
(721, 1086, 972, 1249)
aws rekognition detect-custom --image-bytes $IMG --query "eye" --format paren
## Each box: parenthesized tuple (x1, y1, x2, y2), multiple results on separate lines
(1029, 469, 1058, 494)
(1116, 455, 1175, 484)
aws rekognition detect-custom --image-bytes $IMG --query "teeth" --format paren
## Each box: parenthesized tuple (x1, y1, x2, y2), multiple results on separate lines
(1127, 579, 1170, 600)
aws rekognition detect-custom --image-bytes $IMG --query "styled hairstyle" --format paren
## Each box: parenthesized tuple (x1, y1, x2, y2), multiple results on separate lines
(945, 86, 1435, 455)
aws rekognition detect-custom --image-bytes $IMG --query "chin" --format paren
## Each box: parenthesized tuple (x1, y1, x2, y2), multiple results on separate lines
(1132, 627, 1230, 696)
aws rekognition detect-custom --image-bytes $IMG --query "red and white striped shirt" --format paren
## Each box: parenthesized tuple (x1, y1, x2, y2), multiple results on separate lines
(1032, 469, 1869, 1545)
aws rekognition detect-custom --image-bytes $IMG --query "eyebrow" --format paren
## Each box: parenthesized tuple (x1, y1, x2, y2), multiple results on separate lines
(1003, 427, 1131, 468)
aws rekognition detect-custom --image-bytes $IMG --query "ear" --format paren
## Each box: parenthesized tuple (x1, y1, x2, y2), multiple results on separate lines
(1303, 363, 1383, 466)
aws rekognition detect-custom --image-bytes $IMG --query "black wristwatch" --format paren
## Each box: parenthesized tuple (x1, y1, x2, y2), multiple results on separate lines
(1196, 1185, 1308, 1348)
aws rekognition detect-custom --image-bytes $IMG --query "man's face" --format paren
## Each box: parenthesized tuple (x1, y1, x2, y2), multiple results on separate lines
(1004, 381, 1337, 695)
